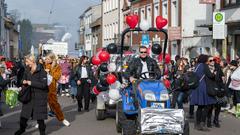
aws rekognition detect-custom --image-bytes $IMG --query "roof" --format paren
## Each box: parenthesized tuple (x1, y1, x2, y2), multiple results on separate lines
(79, 4, 101, 19)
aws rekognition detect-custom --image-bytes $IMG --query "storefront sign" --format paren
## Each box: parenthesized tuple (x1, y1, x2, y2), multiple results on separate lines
(168, 27, 182, 41)
(213, 12, 226, 39)
(142, 34, 150, 47)
(199, 0, 216, 4)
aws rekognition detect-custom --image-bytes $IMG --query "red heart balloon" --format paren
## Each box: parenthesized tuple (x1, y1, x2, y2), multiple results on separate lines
(156, 16, 168, 29)
(106, 74, 117, 85)
(92, 56, 101, 65)
(126, 15, 139, 29)
(99, 51, 110, 62)
(158, 53, 171, 64)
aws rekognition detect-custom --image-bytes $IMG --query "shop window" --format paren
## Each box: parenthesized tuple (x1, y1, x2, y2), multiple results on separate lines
(223, 0, 240, 8)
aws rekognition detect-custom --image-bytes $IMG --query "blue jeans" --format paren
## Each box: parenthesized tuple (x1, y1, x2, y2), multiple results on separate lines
(177, 92, 185, 109)
(70, 87, 77, 96)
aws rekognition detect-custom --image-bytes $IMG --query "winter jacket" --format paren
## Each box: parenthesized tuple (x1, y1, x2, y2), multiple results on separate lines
(20, 64, 48, 120)
(229, 66, 240, 91)
(125, 56, 161, 80)
(75, 64, 93, 82)
(45, 64, 62, 94)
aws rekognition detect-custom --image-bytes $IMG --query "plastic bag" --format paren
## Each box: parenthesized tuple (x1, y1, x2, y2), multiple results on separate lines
(47, 74, 53, 86)
(236, 103, 240, 118)
(5, 88, 19, 108)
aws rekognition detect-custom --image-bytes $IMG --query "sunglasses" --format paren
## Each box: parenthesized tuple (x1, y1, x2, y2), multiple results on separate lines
(209, 59, 214, 62)
(140, 52, 147, 54)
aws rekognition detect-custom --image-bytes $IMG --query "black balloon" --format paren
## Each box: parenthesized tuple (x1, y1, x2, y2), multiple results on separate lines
(152, 44, 162, 54)
(96, 83, 109, 92)
(107, 43, 117, 54)
(99, 75, 109, 87)
(100, 63, 108, 72)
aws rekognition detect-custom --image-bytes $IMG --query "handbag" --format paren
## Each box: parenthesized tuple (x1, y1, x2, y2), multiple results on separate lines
(216, 96, 228, 107)
(18, 85, 31, 104)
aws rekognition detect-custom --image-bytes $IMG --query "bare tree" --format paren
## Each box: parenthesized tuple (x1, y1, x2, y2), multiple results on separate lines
(8, 9, 21, 23)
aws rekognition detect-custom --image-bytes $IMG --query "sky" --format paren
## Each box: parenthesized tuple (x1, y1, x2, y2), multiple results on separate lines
(6, 0, 101, 43)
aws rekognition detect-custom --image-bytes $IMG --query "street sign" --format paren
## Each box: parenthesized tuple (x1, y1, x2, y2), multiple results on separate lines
(168, 27, 182, 41)
(213, 12, 226, 39)
(199, 0, 216, 4)
(142, 34, 150, 47)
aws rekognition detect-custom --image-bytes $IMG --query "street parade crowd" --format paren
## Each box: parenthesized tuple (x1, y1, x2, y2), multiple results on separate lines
(0, 45, 240, 134)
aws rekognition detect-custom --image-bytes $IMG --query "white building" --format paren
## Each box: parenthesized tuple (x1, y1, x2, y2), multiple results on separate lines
(102, 0, 124, 47)
(181, 0, 213, 58)
(214, 0, 240, 61)
(80, 4, 101, 57)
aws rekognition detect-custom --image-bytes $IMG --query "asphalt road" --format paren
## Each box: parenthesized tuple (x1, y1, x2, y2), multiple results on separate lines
(1, 96, 240, 135)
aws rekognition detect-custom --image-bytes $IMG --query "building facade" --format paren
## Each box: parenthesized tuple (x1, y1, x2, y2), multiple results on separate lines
(181, 0, 213, 58)
(102, 0, 124, 47)
(215, 0, 240, 61)
(127, 0, 214, 59)
(79, 4, 102, 57)
(0, 0, 7, 56)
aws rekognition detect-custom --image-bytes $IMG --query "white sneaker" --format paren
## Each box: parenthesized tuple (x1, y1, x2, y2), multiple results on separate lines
(35, 124, 39, 128)
(228, 106, 236, 114)
(65, 89, 69, 92)
(61, 94, 65, 96)
(62, 119, 70, 127)
(66, 93, 70, 97)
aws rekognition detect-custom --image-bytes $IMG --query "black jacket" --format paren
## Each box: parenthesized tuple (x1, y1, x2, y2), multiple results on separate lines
(125, 56, 161, 79)
(75, 64, 93, 81)
(20, 64, 48, 120)
(0, 76, 11, 97)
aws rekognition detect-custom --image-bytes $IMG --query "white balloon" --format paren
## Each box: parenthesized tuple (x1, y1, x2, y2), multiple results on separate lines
(110, 81, 121, 89)
(108, 63, 117, 72)
(109, 89, 121, 100)
(140, 19, 150, 31)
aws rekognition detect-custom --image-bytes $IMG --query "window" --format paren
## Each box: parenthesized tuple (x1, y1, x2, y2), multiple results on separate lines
(171, 1, 179, 26)
(104, 25, 106, 39)
(111, 0, 115, 10)
(141, 7, 145, 21)
(109, 0, 112, 11)
(223, 0, 240, 7)
(146, 5, 152, 27)
(106, 0, 109, 12)
(110, 24, 113, 39)
(106, 25, 109, 39)
(115, 22, 118, 34)
(162, 1, 168, 19)
(103, 1, 106, 13)
(154, 4, 159, 27)
(115, 0, 118, 9)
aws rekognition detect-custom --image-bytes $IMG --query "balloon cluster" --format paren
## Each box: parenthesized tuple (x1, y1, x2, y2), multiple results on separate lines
(92, 43, 118, 95)
(125, 14, 167, 30)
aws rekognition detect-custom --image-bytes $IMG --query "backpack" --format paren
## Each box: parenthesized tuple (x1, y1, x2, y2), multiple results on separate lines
(181, 64, 206, 90)
(182, 71, 200, 90)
